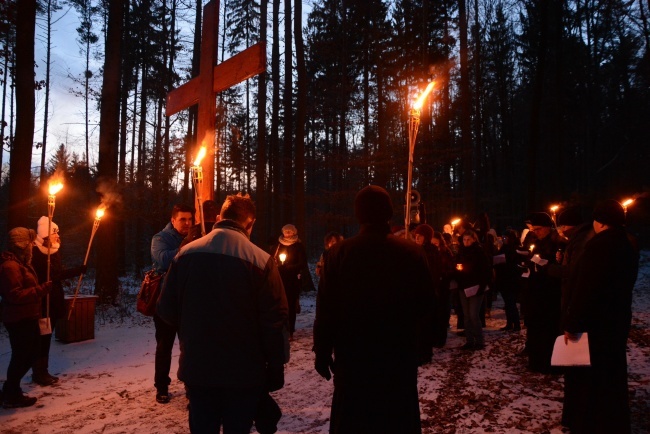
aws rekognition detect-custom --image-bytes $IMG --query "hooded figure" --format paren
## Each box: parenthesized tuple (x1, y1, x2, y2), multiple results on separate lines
(274, 224, 313, 339)
(30, 217, 86, 386)
(314, 185, 434, 433)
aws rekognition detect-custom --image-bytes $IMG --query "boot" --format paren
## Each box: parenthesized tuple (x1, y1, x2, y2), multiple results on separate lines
(2, 388, 37, 409)
(32, 357, 59, 386)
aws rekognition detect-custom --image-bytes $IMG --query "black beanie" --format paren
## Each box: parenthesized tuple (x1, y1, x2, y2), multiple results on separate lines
(354, 185, 393, 224)
(413, 224, 434, 242)
(525, 212, 554, 227)
(557, 206, 584, 227)
(593, 199, 625, 227)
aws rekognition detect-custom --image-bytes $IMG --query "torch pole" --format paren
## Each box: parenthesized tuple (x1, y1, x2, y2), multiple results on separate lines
(405, 108, 421, 240)
(68, 215, 102, 320)
(46, 194, 56, 322)
(192, 165, 206, 236)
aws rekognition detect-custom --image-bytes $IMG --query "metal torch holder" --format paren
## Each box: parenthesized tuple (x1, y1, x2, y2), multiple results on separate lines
(192, 165, 206, 236)
(405, 108, 421, 240)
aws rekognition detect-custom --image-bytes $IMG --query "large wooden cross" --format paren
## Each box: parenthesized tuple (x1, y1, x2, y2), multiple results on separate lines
(166, 0, 265, 204)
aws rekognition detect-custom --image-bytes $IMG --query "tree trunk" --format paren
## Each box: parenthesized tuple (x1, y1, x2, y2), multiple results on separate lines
(294, 0, 306, 241)
(458, 0, 474, 215)
(282, 0, 293, 224)
(95, 0, 123, 303)
(8, 0, 36, 230)
(255, 0, 269, 242)
(271, 0, 281, 233)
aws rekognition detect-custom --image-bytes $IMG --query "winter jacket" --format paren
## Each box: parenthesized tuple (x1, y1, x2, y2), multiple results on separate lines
(274, 240, 314, 297)
(314, 223, 433, 434)
(0, 252, 47, 324)
(151, 222, 185, 273)
(454, 242, 491, 296)
(156, 219, 288, 388)
(31, 248, 84, 321)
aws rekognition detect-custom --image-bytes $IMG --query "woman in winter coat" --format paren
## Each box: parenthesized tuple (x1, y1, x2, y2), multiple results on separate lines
(432, 231, 456, 333)
(0, 228, 51, 408)
(30, 217, 86, 386)
(454, 229, 491, 350)
(495, 229, 522, 331)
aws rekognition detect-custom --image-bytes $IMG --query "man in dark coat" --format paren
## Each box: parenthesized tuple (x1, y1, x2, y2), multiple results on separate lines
(522, 212, 562, 373)
(562, 200, 639, 434)
(157, 193, 288, 433)
(313, 185, 433, 434)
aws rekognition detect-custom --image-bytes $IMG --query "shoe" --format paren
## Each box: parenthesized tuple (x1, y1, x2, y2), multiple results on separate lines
(456, 330, 466, 337)
(3, 392, 37, 409)
(474, 343, 485, 350)
(156, 389, 170, 404)
(500, 324, 513, 331)
(513, 326, 521, 332)
(460, 343, 475, 350)
(33, 372, 58, 386)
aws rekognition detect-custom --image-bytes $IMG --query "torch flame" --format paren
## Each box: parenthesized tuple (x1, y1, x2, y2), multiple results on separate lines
(621, 198, 634, 208)
(96, 207, 106, 219)
(48, 182, 64, 195)
(550, 205, 559, 213)
(529, 244, 535, 252)
(413, 81, 435, 110)
(193, 146, 207, 166)
(451, 218, 461, 227)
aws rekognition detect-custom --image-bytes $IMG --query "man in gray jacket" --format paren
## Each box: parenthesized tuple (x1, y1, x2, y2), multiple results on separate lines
(157, 193, 288, 433)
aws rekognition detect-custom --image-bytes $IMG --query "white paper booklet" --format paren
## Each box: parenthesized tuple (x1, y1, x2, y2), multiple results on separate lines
(551, 333, 591, 366)
(463, 285, 479, 297)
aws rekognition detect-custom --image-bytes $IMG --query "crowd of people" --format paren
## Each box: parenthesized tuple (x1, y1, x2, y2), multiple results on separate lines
(0, 187, 640, 434)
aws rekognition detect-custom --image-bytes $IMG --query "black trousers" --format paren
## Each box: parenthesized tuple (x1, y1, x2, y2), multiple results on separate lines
(186, 384, 264, 434)
(154, 314, 178, 391)
(3, 319, 40, 395)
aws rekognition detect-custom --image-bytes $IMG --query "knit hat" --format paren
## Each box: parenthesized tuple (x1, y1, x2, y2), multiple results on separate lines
(592, 199, 625, 227)
(7, 227, 36, 251)
(37, 216, 59, 239)
(413, 224, 434, 242)
(354, 185, 393, 224)
(525, 212, 554, 228)
(557, 206, 584, 227)
(278, 224, 299, 246)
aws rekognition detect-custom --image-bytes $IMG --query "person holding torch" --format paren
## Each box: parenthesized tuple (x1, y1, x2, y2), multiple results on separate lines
(30, 217, 86, 386)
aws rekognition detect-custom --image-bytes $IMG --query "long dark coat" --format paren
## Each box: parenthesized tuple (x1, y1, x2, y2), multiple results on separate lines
(524, 231, 562, 372)
(313, 223, 433, 434)
(563, 226, 638, 434)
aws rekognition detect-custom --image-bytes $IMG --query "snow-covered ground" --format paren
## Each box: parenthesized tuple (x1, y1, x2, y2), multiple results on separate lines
(1, 251, 649, 433)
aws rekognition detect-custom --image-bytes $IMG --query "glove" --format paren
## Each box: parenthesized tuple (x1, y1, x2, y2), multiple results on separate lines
(315, 354, 334, 381)
(38, 281, 52, 296)
(266, 364, 284, 392)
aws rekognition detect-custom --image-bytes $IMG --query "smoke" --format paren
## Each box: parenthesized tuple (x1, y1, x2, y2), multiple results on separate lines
(96, 179, 123, 210)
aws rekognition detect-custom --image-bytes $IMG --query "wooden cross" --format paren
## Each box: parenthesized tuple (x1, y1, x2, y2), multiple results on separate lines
(166, 0, 266, 204)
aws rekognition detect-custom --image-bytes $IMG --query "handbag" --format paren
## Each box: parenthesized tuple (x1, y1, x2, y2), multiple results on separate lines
(136, 269, 164, 316)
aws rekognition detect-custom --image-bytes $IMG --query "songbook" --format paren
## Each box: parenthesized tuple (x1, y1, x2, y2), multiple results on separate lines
(463, 285, 479, 297)
(551, 333, 591, 366)
(493, 254, 506, 265)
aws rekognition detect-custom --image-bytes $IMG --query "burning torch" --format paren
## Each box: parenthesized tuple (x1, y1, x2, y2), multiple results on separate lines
(192, 146, 207, 236)
(43, 181, 63, 334)
(68, 206, 105, 320)
(549, 205, 559, 225)
(621, 198, 634, 216)
(405, 81, 435, 240)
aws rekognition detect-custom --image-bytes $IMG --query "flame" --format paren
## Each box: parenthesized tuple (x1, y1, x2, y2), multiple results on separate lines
(279, 253, 287, 264)
(413, 81, 435, 110)
(96, 207, 106, 219)
(621, 198, 634, 208)
(48, 182, 64, 195)
(451, 218, 461, 227)
(549, 205, 559, 213)
(529, 244, 535, 252)
(193, 146, 207, 166)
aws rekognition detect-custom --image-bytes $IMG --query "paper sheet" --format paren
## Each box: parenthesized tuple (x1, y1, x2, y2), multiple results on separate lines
(463, 285, 479, 297)
(551, 333, 591, 366)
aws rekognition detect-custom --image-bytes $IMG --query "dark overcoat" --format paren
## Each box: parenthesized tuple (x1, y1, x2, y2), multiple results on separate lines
(563, 226, 638, 434)
(313, 223, 433, 434)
